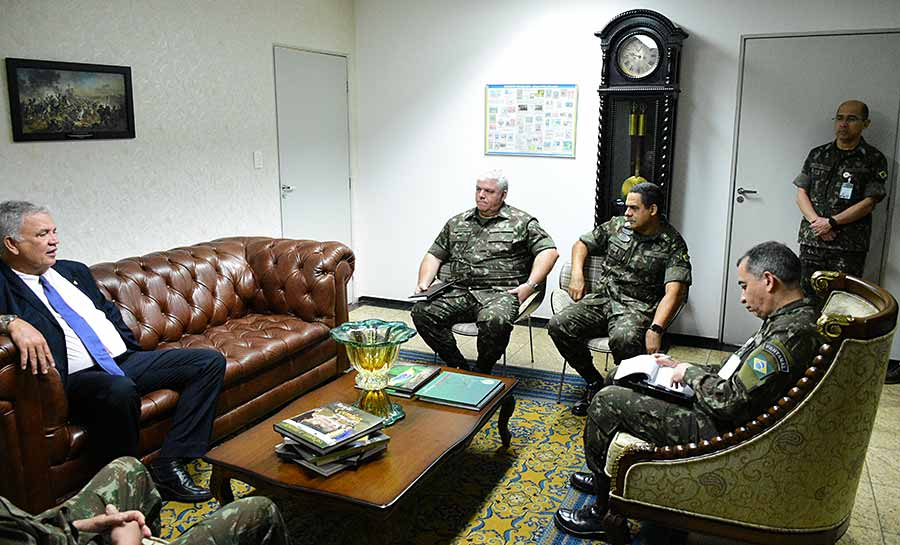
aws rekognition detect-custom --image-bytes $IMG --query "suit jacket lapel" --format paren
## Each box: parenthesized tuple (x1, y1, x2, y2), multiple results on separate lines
(0, 260, 58, 327)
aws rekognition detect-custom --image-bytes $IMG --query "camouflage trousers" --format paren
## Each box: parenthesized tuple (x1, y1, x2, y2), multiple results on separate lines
(548, 298, 649, 385)
(411, 288, 519, 373)
(583, 386, 718, 478)
(799, 245, 866, 305)
(48, 457, 289, 545)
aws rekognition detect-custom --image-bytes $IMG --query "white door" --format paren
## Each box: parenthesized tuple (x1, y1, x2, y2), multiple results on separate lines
(722, 32, 900, 344)
(275, 46, 351, 247)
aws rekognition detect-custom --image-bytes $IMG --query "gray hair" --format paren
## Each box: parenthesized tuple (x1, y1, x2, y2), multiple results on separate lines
(737, 241, 801, 288)
(0, 201, 51, 242)
(477, 169, 508, 192)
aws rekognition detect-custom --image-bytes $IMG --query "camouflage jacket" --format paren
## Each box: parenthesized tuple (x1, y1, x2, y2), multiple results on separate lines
(578, 216, 692, 316)
(793, 138, 888, 251)
(429, 204, 555, 290)
(684, 299, 821, 430)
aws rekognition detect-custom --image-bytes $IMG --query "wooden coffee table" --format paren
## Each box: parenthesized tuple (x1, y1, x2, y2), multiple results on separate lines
(204, 367, 517, 522)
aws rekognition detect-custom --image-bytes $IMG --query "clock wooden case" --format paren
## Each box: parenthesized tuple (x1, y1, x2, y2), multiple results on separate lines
(594, 10, 688, 226)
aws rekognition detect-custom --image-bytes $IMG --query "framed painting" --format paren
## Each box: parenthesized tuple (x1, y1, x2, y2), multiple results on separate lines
(5, 57, 135, 142)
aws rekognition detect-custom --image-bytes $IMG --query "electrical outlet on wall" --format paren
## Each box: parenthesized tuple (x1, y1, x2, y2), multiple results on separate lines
(253, 150, 263, 169)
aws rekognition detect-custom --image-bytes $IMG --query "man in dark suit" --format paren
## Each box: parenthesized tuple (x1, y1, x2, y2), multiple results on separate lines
(0, 201, 226, 503)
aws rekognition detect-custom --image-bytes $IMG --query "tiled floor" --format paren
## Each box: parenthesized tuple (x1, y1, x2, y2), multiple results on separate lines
(349, 303, 900, 545)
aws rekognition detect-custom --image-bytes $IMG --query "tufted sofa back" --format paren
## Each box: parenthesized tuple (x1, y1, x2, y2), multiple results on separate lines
(90, 237, 352, 349)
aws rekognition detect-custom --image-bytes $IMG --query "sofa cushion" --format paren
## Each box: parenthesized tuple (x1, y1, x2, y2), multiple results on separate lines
(157, 313, 331, 386)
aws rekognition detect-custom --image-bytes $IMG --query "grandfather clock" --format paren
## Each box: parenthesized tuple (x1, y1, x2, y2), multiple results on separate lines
(594, 10, 688, 226)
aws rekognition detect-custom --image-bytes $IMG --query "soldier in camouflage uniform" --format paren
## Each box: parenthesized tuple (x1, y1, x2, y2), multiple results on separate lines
(411, 170, 558, 373)
(548, 182, 691, 416)
(0, 456, 290, 545)
(554, 242, 822, 541)
(794, 100, 888, 304)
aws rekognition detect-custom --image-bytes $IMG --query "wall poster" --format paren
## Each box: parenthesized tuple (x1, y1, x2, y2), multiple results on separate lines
(485, 84, 577, 158)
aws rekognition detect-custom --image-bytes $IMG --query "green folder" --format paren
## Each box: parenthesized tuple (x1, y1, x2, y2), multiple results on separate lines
(416, 371, 503, 410)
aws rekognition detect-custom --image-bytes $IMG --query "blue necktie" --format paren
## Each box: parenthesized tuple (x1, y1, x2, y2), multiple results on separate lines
(39, 276, 125, 376)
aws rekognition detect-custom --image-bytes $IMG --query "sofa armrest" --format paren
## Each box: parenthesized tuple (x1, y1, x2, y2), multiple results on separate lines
(241, 238, 356, 370)
(0, 335, 62, 513)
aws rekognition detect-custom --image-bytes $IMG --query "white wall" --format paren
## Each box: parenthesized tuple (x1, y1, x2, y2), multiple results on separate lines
(0, 0, 355, 264)
(353, 0, 900, 340)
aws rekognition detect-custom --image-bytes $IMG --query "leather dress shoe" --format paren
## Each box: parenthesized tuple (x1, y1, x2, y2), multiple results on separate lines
(570, 471, 596, 494)
(886, 361, 900, 385)
(554, 503, 607, 539)
(148, 459, 213, 503)
(571, 383, 601, 416)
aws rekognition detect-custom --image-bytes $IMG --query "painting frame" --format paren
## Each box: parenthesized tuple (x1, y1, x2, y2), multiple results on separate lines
(5, 57, 135, 142)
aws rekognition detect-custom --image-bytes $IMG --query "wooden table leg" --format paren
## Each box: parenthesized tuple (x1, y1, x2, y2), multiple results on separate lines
(209, 466, 234, 505)
(498, 395, 516, 448)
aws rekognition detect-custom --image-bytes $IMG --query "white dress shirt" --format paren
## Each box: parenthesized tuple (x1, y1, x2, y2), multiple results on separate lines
(15, 268, 128, 374)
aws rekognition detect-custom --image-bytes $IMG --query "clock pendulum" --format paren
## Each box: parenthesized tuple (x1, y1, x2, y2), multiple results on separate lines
(622, 102, 648, 196)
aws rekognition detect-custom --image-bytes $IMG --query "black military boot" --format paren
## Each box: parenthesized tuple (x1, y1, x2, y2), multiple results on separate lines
(571, 381, 601, 416)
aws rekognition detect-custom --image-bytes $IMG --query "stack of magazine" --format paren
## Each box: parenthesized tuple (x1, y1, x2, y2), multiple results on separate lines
(274, 401, 389, 477)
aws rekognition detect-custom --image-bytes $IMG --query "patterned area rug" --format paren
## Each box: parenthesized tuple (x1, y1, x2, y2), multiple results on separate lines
(159, 350, 627, 545)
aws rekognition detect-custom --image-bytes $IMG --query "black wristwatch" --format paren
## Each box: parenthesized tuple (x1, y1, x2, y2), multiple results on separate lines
(0, 314, 17, 334)
(649, 323, 665, 335)
(828, 217, 839, 229)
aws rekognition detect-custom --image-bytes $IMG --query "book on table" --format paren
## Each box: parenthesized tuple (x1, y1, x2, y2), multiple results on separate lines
(280, 432, 390, 466)
(415, 370, 503, 410)
(408, 279, 457, 301)
(613, 354, 695, 403)
(354, 363, 442, 398)
(273, 401, 384, 455)
(276, 440, 388, 477)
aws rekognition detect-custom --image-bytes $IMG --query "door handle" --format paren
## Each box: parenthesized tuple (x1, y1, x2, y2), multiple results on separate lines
(736, 187, 758, 195)
(281, 185, 294, 193)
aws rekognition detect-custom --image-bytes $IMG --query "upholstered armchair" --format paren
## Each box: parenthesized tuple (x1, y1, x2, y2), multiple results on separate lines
(601, 272, 897, 545)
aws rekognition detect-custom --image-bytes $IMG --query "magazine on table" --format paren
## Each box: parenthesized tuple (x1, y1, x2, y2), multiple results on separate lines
(276, 441, 388, 477)
(273, 401, 384, 455)
(354, 363, 442, 397)
(280, 432, 390, 466)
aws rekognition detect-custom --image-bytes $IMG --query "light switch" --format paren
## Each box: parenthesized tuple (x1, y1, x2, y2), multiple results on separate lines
(253, 150, 263, 169)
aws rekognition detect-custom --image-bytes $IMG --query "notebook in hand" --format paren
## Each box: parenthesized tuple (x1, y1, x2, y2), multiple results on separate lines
(613, 354, 694, 404)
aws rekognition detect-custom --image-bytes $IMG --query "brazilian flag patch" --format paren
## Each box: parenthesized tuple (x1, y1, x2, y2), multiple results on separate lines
(737, 339, 792, 391)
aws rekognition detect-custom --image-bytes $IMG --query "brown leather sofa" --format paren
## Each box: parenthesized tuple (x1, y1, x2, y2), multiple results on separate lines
(0, 237, 354, 513)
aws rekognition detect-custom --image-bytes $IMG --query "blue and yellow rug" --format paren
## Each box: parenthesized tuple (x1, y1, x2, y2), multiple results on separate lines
(160, 350, 626, 544)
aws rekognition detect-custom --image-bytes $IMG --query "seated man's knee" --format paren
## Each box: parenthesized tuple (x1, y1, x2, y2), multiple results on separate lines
(548, 314, 565, 340)
(410, 302, 432, 326)
(609, 328, 644, 358)
(103, 378, 141, 410)
(479, 314, 513, 336)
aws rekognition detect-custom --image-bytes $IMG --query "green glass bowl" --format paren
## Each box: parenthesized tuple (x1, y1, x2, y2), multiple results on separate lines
(329, 319, 417, 348)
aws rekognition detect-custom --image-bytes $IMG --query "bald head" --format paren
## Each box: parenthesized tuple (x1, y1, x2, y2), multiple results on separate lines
(837, 99, 868, 120)
(834, 100, 870, 149)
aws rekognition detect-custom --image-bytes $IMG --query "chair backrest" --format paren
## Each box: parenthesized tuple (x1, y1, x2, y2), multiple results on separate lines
(551, 258, 687, 327)
(610, 272, 898, 537)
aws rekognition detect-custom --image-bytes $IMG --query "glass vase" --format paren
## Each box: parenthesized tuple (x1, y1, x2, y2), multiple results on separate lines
(330, 319, 417, 426)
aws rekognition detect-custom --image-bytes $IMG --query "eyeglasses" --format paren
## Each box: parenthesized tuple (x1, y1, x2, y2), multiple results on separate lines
(833, 115, 864, 123)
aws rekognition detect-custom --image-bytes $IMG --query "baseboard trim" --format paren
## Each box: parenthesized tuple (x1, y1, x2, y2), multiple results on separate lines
(355, 296, 742, 352)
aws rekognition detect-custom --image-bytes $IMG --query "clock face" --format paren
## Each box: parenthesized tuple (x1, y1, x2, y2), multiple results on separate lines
(616, 34, 660, 79)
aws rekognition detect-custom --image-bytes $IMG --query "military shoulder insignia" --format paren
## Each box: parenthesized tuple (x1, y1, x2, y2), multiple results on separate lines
(879, 170, 888, 179)
(680, 251, 690, 263)
(736, 339, 792, 391)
